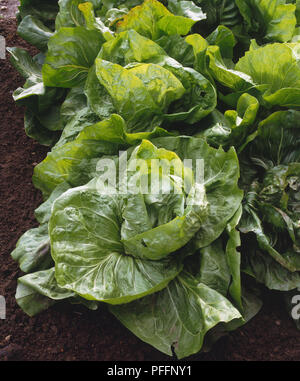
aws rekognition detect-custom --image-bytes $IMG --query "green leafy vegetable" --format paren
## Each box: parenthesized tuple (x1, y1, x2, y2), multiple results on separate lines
(9, 0, 300, 359)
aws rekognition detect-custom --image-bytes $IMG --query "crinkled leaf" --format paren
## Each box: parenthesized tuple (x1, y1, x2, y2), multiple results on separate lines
(120, 141, 208, 260)
(33, 114, 170, 197)
(116, 0, 197, 39)
(49, 178, 183, 303)
(151, 136, 243, 248)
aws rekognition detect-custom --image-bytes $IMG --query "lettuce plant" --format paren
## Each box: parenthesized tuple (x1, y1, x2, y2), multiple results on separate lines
(8, 0, 300, 358)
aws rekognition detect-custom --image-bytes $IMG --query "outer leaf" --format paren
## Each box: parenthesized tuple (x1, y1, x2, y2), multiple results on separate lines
(195, 93, 259, 151)
(11, 224, 52, 273)
(24, 109, 58, 146)
(16, 268, 75, 317)
(7, 46, 41, 80)
(195, 0, 241, 29)
(110, 270, 241, 359)
(243, 249, 300, 291)
(17, 15, 53, 51)
(249, 110, 300, 165)
(35, 182, 71, 224)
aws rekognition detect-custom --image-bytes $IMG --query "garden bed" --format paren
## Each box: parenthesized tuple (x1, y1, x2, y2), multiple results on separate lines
(1, 5, 300, 362)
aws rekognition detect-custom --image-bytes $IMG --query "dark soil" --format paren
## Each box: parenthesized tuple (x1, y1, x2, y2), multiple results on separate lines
(1, 18, 300, 362)
(0, 0, 19, 18)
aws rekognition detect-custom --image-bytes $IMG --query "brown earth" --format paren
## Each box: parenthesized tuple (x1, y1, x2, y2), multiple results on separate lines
(0, 0, 19, 19)
(1, 16, 300, 362)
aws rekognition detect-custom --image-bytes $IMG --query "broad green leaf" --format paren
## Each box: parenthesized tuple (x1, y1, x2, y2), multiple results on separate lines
(224, 93, 259, 150)
(155, 34, 195, 67)
(120, 141, 208, 260)
(116, 0, 197, 39)
(18, 0, 59, 27)
(197, 240, 231, 297)
(151, 136, 244, 248)
(99, 29, 166, 65)
(236, 0, 296, 43)
(206, 25, 236, 60)
(110, 270, 241, 359)
(84, 65, 116, 120)
(56, 106, 100, 148)
(98, 30, 217, 124)
(194, 109, 232, 147)
(186, 35, 254, 92)
(55, 0, 102, 29)
(240, 203, 299, 272)
(33, 114, 170, 197)
(195, 93, 259, 151)
(250, 110, 300, 165)
(95, 59, 161, 130)
(16, 282, 57, 317)
(236, 43, 300, 107)
(49, 178, 183, 303)
(24, 109, 58, 146)
(7, 46, 41, 80)
(243, 248, 300, 291)
(8, 47, 66, 134)
(167, 0, 206, 21)
(60, 86, 88, 125)
(94, 58, 186, 130)
(17, 15, 53, 51)
(11, 224, 52, 273)
(16, 268, 75, 317)
(78, 1, 114, 40)
(195, 0, 242, 29)
(35, 182, 72, 224)
(42, 27, 104, 88)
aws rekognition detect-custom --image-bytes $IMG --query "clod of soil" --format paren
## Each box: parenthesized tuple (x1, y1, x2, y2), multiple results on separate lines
(1, 17, 300, 362)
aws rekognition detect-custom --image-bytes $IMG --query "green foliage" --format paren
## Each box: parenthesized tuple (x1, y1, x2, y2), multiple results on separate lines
(9, 0, 300, 359)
